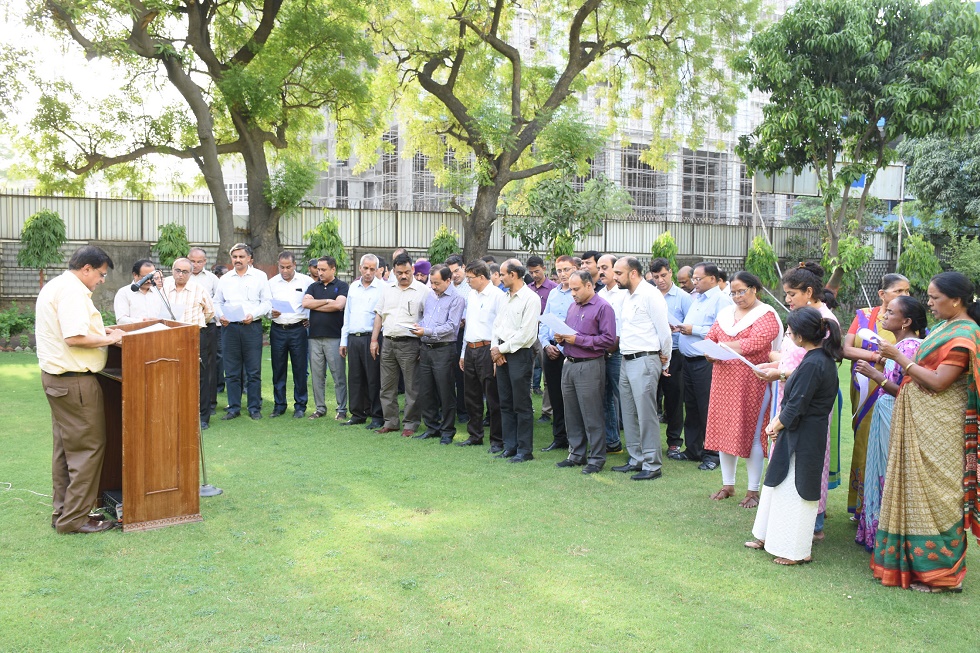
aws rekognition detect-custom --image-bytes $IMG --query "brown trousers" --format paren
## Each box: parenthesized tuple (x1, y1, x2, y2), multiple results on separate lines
(42, 372, 106, 533)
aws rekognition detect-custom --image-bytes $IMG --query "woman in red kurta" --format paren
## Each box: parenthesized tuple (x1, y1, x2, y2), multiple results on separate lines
(704, 272, 783, 508)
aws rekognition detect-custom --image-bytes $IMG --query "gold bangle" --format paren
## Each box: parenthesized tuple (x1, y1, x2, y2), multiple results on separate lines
(904, 362, 915, 374)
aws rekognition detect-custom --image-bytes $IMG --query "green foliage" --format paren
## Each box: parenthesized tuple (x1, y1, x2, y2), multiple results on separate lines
(945, 237, 980, 289)
(736, 0, 980, 286)
(265, 158, 319, 218)
(821, 226, 874, 305)
(649, 231, 679, 274)
(0, 303, 35, 340)
(100, 309, 116, 327)
(426, 225, 461, 265)
(151, 223, 190, 268)
(899, 133, 980, 235)
(505, 176, 630, 259)
(745, 236, 780, 289)
(897, 234, 942, 295)
(17, 208, 67, 288)
(303, 216, 349, 273)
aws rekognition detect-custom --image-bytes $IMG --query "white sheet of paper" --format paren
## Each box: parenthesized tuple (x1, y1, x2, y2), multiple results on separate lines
(271, 299, 298, 315)
(539, 312, 577, 336)
(691, 339, 740, 361)
(668, 312, 682, 327)
(856, 327, 882, 344)
(398, 323, 419, 331)
(221, 304, 246, 322)
(159, 303, 185, 320)
(122, 322, 170, 336)
(719, 342, 765, 373)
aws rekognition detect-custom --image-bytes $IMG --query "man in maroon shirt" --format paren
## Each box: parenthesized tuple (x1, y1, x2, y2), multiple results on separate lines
(553, 271, 617, 473)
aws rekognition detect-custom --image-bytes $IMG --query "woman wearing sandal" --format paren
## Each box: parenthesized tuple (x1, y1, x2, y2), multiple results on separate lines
(746, 307, 843, 565)
(702, 272, 782, 508)
(871, 272, 980, 593)
(852, 296, 927, 553)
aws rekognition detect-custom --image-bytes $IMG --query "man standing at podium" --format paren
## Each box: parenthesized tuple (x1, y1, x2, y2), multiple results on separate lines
(36, 245, 123, 534)
(214, 243, 271, 421)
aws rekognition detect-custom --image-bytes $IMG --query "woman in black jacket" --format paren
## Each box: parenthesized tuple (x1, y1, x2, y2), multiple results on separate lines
(745, 306, 843, 565)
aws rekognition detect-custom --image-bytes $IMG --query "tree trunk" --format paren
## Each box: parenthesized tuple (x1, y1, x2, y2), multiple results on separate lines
(462, 183, 506, 262)
(239, 133, 281, 268)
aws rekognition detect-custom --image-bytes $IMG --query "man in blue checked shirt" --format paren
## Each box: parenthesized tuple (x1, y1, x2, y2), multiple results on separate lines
(537, 255, 577, 452)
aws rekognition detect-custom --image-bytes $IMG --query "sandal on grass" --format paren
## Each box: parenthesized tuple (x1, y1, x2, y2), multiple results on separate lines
(738, 492, 760, 509)
(812, 531, 825, 544)
(910, 582, 962, 594)
(744, 539, 765, 550)
(710, 487, 735, 501)
(773, 557, 812, 565)
(308, 410, 327, 420)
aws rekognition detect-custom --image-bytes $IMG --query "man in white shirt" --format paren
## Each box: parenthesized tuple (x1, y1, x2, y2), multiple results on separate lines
(163, 257, 216, 430)
(597, 254, 627, 454)
(612, 256, 673, 480)
(188, 247, 221, 415)
(340, 254, 386, 429)
(214, 243, 271, 420)
(445, 253, 471, 424)
(457, 260, 506, 451)
(268, 252, 314, 419)
(491, 259, 541, 462)
(113, 259, 165, 324)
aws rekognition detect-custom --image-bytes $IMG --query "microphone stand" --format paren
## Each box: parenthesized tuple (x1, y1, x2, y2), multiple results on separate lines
(199, 422, 223, 497)
(153, 282, 177, 321)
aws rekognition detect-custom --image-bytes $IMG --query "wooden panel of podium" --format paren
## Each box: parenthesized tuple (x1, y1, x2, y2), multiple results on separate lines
(97, 319, 203, 532)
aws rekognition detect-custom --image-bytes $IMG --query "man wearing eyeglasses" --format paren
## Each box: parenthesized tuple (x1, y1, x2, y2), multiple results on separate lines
(163, 257, 216, 430)
(675, 262, 733, 470)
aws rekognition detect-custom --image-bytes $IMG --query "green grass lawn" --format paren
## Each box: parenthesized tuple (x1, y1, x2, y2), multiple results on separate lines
(1, 351, 977, 652)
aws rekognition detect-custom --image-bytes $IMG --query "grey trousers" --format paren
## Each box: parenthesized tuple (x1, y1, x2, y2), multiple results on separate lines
(310, 337, 347, 415)
(417, 343, 457, 437)
(380, 337, 421, 431)
(562, 356, 607, 468)
(620, 354, 664, 472)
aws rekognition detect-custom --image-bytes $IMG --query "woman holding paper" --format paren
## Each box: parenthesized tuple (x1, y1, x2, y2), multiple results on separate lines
(852, 296, 927, 552)
(842, 273, 910, 525)
(703, 272, 782, 508)
(754, 263, 838, 539)
(871, 272, 980, 593)
(746, 307, 843, 565)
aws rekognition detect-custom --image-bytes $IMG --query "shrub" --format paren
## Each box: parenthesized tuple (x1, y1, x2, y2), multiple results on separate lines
(152, 223, 190, 267)
(0, 303, 35, 340)
(303, 216, 349, 272)
(427, 224, 461, 264)
(650, 231, 678, 273)
(17, 209, 67, 288)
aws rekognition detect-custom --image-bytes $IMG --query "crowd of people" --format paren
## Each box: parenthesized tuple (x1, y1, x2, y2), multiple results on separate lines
(35, 243, 980, 594)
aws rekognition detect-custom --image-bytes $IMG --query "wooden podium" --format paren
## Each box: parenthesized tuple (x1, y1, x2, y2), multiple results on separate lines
(97, 319, 203, 532)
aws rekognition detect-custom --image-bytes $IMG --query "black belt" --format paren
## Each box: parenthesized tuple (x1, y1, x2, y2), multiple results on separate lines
(421, 341, 453, 349)
(684, 355, 706, 361)
(623, 351, 658, 361)
(349, 331, 371, 337)
(566, 356, 602, 363)
(52, 371, 94, 378)
(385, 335, 415, 342)
(273, 322, 305, 330)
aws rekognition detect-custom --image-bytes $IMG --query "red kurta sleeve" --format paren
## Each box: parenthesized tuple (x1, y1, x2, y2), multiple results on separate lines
(738, 311, 781, 359)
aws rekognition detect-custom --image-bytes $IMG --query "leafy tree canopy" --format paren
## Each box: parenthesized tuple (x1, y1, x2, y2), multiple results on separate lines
(898, 132, 980, 235)
(735, 0, 980, 290)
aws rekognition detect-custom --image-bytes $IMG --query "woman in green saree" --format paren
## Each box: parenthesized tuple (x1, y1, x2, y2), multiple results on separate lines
(871, 272, 980, 593)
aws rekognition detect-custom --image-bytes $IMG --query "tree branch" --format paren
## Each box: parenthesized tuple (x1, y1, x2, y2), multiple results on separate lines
(60, 140, 245, 175)
(508, 162, 556, 180)
(454, 14, 522, 125)
(230, 0, 284, 67)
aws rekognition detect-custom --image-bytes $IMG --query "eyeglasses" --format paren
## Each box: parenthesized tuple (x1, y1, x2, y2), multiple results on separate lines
(692, 277, 703, 283)
(173, 269, 191, 275)
(98, 271, 108, 279)
(732, 289, 752, 297)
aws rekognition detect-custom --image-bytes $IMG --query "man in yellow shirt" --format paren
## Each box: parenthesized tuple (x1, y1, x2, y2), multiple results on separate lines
(36, 246, 124, 534)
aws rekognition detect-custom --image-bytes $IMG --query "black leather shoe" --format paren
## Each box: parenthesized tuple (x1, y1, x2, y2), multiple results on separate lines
(440, 437, 453, 445)
(494, 449, 517, 459)
(541, 441, 568, 452)
(536, 415, 551, 423)
(582, 464, 602, 474)
(200, 421, 209, 431)
(556, 459, 583, 468)
(342, 417, 367, 426)
(209, 407, 217, 416)
(221, 412, 240, 421)
(73, 518, 118, 534)
(413, 430, 440, 440)
(293, 410, 305, 419)
(509, 454, 534, 463)
(366, 420, 384, 430)
(455, 439, 484, 447)
(249, 411, 262, 420)
(666, 447, 687, 461)
(612, 463, 641, 473)
(270, 410, 285, 418)
(698, 460, 719, 471)
(606, 444, 623, 454)
(631, 469, 662, 481)
(488, 446, 504, 454)
(457, 415, 470, 424)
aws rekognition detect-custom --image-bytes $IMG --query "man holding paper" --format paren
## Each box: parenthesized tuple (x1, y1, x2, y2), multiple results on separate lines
(163, 257, 215, 430)
(537, 255, 576, 452)
(214, 243, 272, 421)
(612, 257, 673, 480)
(269, 252, 314, 419)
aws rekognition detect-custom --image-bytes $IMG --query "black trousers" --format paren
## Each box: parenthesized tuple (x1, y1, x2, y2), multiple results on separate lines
(224, 321, 263, 415)
(496, 347, 534, 456)
(454, 328, 467, 418)
(199, 322, 217, 424)
(347, 334, 382, 421)
(270, 323, 309, 413)
(418, 343, 457, 437)
(542, 348, 567, 444)
(463, 345, 502, 447)
(658, 352, 685, 448)
(682, 355, 717, 462)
